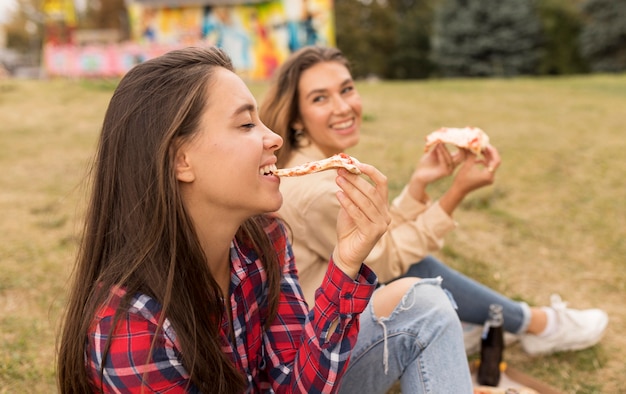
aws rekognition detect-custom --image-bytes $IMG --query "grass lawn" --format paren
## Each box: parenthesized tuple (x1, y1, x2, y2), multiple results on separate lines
(1, 74, 624, 393)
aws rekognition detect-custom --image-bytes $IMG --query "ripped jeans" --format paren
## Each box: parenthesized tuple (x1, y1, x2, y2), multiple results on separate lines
(400, 255, 532, 334)
(338, 278, 473, 394)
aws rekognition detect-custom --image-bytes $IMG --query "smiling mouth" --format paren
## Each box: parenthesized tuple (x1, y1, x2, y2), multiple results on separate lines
(332, 119, 354, 130)
(260, 164, 278, 176)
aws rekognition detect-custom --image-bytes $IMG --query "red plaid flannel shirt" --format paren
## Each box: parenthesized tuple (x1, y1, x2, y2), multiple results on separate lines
(87, 218, 377, 393)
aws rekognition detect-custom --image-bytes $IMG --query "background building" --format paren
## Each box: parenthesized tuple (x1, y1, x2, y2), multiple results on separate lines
(43, 0, 335, 79)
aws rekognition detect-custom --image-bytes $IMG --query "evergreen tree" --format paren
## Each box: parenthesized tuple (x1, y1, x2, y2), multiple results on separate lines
(335, 0, 395, 79)
(387, 0, 439, 79)
(579, 0, 626, 72)
(336, 0, 439, 79)
(431, 0, 543, 77)
(537, 0, 588, 75)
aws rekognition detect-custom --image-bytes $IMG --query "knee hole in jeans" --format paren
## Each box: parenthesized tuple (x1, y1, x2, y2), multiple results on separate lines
(372, 277, 421, 319)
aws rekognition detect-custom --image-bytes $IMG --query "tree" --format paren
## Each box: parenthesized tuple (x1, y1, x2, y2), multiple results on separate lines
(387, 0, 439, 79)
(82, 0, 129, 39)
(335, 0, 438, 79)
(579, 0, 626, 72)
(335, 0, 396, 79)
(431, 0, 543, 77)
(3, 0, 45, 53)
(536, 0, 588, 75)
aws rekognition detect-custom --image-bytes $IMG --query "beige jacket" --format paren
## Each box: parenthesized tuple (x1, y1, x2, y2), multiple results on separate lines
(278, 144, 457, 305)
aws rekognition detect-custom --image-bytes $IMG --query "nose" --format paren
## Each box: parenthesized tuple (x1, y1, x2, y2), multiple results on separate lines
(332, 95, 351, 114)
(263, 123, 283, 151)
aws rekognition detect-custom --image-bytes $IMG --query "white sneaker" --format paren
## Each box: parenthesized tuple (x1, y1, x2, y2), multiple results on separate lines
(520, 294, 608, 356)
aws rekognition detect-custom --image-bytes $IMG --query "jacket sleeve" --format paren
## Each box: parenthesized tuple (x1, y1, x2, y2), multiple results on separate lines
(263, 225, 377, 394)
(367, 185, 457, 282)
(293, 172, 457, 283)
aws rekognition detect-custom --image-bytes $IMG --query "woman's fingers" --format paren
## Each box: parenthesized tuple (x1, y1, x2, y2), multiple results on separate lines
(336, 164, 389, 224)
(451, 148, 467, 166)
(452, 149, 499, 193)
(434, 144, 455, 170)
(482, 145, 501, 173)
(333, 164, 390, 273)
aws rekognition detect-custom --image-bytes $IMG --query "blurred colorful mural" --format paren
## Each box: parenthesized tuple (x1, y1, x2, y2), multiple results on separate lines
(43, 0, 335, 79)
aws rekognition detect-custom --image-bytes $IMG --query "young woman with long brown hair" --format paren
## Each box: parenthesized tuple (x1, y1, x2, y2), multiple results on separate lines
(56, 46, 390, 393)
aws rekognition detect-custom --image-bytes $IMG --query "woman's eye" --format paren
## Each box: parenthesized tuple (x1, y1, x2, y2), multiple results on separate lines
(342, 86, 354, 94)
(312, 95, 326, 103)
(241, 123, 255, 130)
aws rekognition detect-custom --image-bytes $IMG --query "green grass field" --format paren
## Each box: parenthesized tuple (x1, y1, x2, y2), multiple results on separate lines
(1, 74, 625, 393)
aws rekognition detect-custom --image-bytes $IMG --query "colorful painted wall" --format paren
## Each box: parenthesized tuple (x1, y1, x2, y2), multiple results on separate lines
(43, 0, 335, 79)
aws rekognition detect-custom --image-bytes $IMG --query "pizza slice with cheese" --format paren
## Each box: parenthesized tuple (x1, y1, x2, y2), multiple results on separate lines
(273, 153, 362, 177)
(424, 126, 490, 155)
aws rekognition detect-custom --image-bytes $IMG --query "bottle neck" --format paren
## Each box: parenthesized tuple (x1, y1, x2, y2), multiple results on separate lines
(482, 304, 504, 338)
(488, 304, 504, 326)
(489, 313, 504, 327)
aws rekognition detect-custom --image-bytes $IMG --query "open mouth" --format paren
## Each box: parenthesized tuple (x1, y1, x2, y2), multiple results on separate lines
(260, 164, 278, 176)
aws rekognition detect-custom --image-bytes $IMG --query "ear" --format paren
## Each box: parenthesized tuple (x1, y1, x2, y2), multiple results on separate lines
(175, 148, 195, 183)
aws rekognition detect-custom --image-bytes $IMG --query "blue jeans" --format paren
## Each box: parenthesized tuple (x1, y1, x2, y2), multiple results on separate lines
(400, 255, 531, 334)
(338, 278, 473, 394)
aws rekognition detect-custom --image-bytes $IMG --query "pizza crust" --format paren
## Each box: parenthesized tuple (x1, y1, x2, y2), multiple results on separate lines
(274, 153, 362, 177)
(425, 127, 490, 155)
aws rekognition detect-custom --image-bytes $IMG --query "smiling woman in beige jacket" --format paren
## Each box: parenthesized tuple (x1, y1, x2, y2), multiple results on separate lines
(260, 46, 608, 372)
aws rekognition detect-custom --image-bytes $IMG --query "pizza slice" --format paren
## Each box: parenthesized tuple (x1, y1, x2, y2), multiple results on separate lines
(273, 153, 362, 177)
(424, 126, 490, 155)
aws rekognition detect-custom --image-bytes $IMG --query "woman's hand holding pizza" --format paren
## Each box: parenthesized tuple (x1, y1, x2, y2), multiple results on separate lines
(415, 144, 466, 183)
(452, 144, 501, 195)
(332, 163, 391, 279)
(408, 144, 466, 203)
(438, 144, 502, 216)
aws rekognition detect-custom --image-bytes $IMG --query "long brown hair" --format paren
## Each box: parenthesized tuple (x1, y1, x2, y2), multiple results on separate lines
(57, 47, 281, 393)
(260, 46, 351, 167)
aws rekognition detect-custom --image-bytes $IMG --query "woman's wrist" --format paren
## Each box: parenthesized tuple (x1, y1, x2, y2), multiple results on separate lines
(331, 249, 360, 280)
(407, 177, 429, 203)
(438, 185, 467, 216)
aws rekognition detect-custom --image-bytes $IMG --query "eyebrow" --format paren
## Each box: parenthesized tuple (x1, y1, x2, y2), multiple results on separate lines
(231, 103, 256, 118)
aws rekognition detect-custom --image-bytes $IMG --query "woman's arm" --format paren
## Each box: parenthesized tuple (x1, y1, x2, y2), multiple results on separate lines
(438, 145, 501, 215)
(86, 290, 195, 393)
(263, 229, 377, 393)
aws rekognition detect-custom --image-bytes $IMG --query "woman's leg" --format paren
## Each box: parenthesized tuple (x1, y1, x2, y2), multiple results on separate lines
(338, 277, 473, 394)
(397, 257, 608, 356)
(399, 255, 531, 334)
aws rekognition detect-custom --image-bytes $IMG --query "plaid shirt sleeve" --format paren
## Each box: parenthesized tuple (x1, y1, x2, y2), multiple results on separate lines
(263, 222, 378, 393)
(87, 288, 198, 393)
